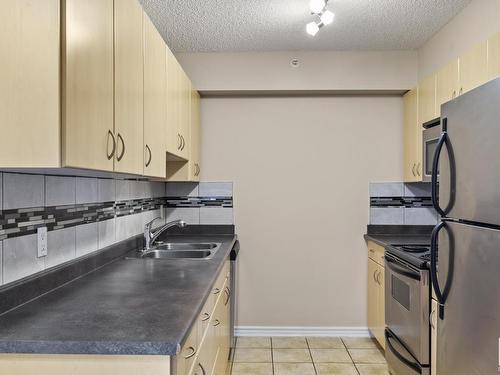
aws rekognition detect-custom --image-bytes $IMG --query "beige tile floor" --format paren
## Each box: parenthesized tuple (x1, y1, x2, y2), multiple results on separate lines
(232, 337, 389, 375)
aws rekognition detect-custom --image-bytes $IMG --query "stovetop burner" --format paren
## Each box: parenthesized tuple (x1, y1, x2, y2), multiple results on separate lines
(387, 243, 431, 269)
(400, 245, 429, 253)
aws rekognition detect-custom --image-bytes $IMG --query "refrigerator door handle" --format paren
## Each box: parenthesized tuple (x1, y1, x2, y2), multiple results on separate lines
(431, 118, 449, 217)
(385, 330, 422, 373)
(431, 221, 446, 319)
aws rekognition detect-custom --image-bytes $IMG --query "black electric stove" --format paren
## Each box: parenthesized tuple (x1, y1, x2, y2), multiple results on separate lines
(386, 243, 431, 269)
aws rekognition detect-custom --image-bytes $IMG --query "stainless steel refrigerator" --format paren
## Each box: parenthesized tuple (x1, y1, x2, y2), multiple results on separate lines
(431, 77, 500, 375)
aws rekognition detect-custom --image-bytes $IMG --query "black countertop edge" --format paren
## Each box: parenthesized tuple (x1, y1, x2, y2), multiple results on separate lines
(166, 224, 235, 236)
(0, 235, 143, 316)
(366, 225, 434, 236)
(0, 340, 178, 356)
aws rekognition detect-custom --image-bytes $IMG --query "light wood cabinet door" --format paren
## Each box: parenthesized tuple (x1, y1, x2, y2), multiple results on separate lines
(166, 47, 182, 156)
(418, 74, 437, 125)
(114, 0, 144, 175)
(375, 262, 385, 350)
(488, 31, 500, 80)
(436, 59, 459, 114)
(143, 12, 167, 178)
(403, 88, 420, 182)
(431, 299, 438, 375)
(178, 70, 191, 160)
(459, 41, 488, 95)
(190, 90, 201, 181)
(62, 0, 114, 171)
(367, 259, 379, 341)
(0, 0, 60, 168)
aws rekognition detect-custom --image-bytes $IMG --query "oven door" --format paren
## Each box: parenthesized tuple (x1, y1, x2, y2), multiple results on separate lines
(422, 124, 441, 182)
(385, 254, 430, 365)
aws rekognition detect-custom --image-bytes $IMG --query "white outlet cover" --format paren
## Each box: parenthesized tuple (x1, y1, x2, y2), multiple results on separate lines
(37, 227, 48, 258)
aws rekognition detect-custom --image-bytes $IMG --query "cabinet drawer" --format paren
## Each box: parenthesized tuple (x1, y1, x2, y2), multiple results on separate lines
(178, 323, 199, 375)
(367, 241, 385, 266)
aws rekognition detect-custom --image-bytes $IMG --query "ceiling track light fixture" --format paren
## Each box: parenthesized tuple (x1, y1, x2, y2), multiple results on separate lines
(306, 0, 335, 36)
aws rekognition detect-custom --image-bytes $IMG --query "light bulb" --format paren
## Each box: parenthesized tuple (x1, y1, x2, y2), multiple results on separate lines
(309, 0, 326, 14)
(306, 21, 320, 36)
(320, 10, 335, 25)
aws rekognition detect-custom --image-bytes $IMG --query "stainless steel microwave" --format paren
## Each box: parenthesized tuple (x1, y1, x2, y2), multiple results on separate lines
(422, 119, 441, 182)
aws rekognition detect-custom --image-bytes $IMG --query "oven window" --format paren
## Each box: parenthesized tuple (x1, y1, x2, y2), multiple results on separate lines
(425, 138, 439, 175)
(391, 275, 410, 310)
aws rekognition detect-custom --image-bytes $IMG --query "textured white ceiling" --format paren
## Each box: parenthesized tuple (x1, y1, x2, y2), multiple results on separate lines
(139, 0, 471, 52)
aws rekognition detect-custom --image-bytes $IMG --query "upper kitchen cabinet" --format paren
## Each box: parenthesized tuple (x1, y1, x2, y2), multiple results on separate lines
(62, 0, 115, 171)
(113, 0, 144, 175)
(403, 88, 422, 182)
(458, 41, 488, 95)
(436, 59, 459, 114)
(0, 0, 60, 167)
(143, 13, 167, 178)
(166, 48, 191, 160)
(488, 31, 500, 80)
(190, 90, 201, 181)
(418, 74, 437, 125)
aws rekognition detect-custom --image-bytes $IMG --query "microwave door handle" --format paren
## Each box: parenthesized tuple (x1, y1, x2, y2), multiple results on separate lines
(431, 118, 448, 217)
(431, 221, 447, 320)
(385, 258, 421, 281)
(385, 330, 422, 373)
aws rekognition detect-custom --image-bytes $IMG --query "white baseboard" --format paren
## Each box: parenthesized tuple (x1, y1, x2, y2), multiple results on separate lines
(235, 326, 370, 337)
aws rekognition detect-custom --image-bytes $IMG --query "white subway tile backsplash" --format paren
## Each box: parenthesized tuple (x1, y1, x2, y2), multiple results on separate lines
(404, 183, 432, 197)
(98, 179, 116, 202)
(131, 181, 148, 200)
(46, 176, 76, 206)
(3, 173, 44, 209)
(98, 218, 116, 249)
(76, 223, 98, 257)
(166, 182, 199, 197)
(369, 182, 404, 197)
(116, 214, 142, 242)
(370, 207, 404, 225)
(116, 180, 131, 201)
(3, 234, 44, 284)
(200, 207, 233, 225)
(404, 207, 438, 225)
(152, 182, 165, 198)
(166, 208, 200, 224)
(76, 177, 98, 204)
(47, 227, 76, 268)
(199, 182, 233, 197)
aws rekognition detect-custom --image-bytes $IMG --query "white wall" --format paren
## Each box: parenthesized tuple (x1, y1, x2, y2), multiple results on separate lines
(418, 0, 500, 79)
(201, 96, 403, 327)
(177, 51, 417, 91)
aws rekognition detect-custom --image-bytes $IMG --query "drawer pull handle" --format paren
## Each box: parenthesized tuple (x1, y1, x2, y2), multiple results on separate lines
(201, 312, 210, 321)
(213, 288, 221, 295)
(183, 346, 196, 359)
(213, 319, 220, 327)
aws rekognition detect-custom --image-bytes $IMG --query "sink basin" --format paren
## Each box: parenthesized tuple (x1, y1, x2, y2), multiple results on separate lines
(141, 250, 212, 259)
(155, 243, 218, 251)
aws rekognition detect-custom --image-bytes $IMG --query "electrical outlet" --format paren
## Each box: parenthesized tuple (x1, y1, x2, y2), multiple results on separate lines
(37, 227, 47, 258)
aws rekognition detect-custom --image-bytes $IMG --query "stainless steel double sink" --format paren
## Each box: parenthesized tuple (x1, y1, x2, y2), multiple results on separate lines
(127, 242, 222, 260)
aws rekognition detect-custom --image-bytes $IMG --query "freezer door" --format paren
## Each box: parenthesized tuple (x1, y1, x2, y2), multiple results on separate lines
(434, 221, 500, 375)
(437, 77, 500, 225)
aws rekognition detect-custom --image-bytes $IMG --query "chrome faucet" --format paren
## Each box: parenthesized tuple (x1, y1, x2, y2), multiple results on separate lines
(143, 218, 187, 252)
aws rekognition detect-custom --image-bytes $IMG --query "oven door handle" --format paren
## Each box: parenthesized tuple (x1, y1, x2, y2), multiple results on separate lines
(385, 257, 421, 281)
(385, 330, 422, 373)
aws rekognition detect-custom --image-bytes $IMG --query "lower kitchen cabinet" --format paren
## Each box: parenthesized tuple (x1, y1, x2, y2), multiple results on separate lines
(430, 299, 438, 375)
(367, 241, 385, 349)
(177, 261, 231, 375)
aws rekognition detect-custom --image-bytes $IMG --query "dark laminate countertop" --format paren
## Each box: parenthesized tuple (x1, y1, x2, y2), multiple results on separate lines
(364, 233, 431, 248)
(0, 234, 237, 356)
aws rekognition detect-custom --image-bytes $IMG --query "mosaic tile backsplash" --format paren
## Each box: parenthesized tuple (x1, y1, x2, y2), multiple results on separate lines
(369, 182, 438, 225)
(0, 173, 233, 286)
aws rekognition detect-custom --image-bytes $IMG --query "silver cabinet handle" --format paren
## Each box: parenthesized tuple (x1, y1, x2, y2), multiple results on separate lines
(373, 270, 378, 283)
(201, 312, 210, 322)
(198, 363, 206, 375)
(430, 309, 436, 329)
(213, 287, 221, 295)
(416, 162, 421, 177)
(224, 287, 231, 306)
(145, 144, 152, 167)
(213, 319, 220, 327)
(177, 134, 182, 150)
(117, 133, 125, 161)
(459, 87, 463, 95)
(452, 90, 456, 98)
(197, 164, 200, 176)
(180, 135, 185, 151)
(412, 163, 416, 176)
(106, 130, 116, 160)
(194, 163, 200, 177)
(183, 346, 196, 359)
(376, 270, 382, 285)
